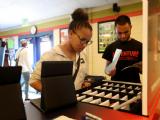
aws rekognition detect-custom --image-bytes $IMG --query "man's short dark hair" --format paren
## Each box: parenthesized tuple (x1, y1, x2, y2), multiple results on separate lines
(115, 15, 131, 27)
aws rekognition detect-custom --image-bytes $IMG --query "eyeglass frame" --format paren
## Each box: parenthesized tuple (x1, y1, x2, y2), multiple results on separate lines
(73, 31, 93, 45)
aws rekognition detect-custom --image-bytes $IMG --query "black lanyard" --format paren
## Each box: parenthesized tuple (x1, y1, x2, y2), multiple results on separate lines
(73, 55, 80, 82)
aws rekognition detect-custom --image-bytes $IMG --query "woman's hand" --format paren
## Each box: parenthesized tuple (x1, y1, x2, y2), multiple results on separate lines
(82, 82, 91, 88)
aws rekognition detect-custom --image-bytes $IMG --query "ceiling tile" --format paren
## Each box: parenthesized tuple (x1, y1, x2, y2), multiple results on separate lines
(0, 0, 18, 7)
(106, 0, 120, 4)
(19, 0, 54, 11)
(58, 0, 86, 13)
(42, 6, 70, 16)
(0, 20, 21, 29)
(47, 0, 72, 5)
(78, 0, 109, 8)
(0, 2, 52, 26)
(0, 0, 141, 30)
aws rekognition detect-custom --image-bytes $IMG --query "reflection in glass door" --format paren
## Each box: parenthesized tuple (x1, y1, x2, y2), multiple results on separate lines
(27, 38, 36, 70)
(40, 41, 51, 56)
(28, 44, 33, 65)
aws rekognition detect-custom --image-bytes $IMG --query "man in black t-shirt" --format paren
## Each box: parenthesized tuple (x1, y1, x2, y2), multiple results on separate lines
(102, 15, 142, 83)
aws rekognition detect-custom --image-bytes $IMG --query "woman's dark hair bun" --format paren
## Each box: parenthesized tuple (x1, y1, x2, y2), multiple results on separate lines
(71, 8, 89, 21)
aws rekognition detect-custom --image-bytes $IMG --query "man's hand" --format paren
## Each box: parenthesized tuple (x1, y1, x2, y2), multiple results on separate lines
(82, 82, 91, 88)
(136, 61, 142, 68)
(136, 62, 142, 74)
(105, 67, 116, 76)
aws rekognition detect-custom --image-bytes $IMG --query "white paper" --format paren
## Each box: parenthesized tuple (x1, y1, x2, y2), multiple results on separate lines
(94, 86, 101, 89)
(77, 95, 86, 101)
(135, 86, 141, 90)
(120, 85, 125, 88)
(107, 87, 112, 91)
(96, 92, 105, 97)
(101, 87, 107, 90)
(120, 95, 128, 101)
(110, 101, 119, 107)
(111, 94, 119, 99)
(103, 83, 108, 86)
(135, 86, 138, 90)
(105, 49, 122, 72)
(53, 115, 76, 120)
(76, 94, 79, 97)
(99, 100, 110, 107)
(104, 93, 112, 98)
(82, 89, 92, 94)
(109, 83, 114, 86)
(128, 86, 132, 89)
(88, 91, 98, 96)
(129, 90, 134, 94)
(82, 97, 93, 103)
(113, 88, 119, 92)
(137, 92, 141, 95)
(114, 84, 119, 87)
(121, 89, 126, 93)
(90, 98, 101, 105)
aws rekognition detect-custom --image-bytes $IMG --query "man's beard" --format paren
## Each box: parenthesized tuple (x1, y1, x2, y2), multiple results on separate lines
(118, 35, 131, 43)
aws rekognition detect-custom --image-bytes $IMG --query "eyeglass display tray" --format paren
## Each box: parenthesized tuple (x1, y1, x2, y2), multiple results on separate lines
(76, 80, 142, 116)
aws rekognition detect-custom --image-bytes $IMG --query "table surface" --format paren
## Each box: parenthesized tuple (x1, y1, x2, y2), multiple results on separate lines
(25, 102, 154, 120)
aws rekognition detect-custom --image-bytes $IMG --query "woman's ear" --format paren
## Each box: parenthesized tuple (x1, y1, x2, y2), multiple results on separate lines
(69, 30, 73, 40)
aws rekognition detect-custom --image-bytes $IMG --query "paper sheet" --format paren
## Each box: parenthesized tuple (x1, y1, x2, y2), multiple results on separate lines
(82, 97, 93, 102)
(111, 94, 119, 99)
(103, 83, 108, 86)
(99, 100, 110, 107)
(101, 87, 107, 90)
(96, 92, 105, 97)
(121, 89, 126, 93)
(77, 95, 86, 101)
(129, 90, 134, 94)
(120, 95, 128, 101)
(82, 89, 92, 94)
(88, 91, 98, 96)
(104, 93, 112, 98)
(53, 115, 76, 120)
(121, 61, 142, 71)
(90, 98, 101, 104)
(113, 88, 119, 92)
(128, 86, 132, 89)
(120, 85, 125, 88)
(114, 84, 119, 87)
(0, 47, 5, 67)
(108, 83, 114, 86)
(110, 101, 119, 107)
(94, 86, 101, 89)
(107, 87, 112, 91)
(105, 49, 122, 72)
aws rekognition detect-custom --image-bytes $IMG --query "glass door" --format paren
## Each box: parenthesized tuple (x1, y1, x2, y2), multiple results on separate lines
(40, 41, 51, 56)
(28, 38, 36, 70)
(36, 35, 53, 61)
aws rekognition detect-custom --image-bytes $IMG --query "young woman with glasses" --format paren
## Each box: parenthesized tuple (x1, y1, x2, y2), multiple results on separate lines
(29, 8, 93, 92)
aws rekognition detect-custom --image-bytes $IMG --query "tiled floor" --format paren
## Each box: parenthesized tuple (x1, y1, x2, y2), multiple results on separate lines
(22, 86, 41, 102)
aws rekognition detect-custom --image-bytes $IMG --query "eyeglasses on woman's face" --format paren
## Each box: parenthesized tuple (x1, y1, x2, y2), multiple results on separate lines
(73, 31, 93, 45)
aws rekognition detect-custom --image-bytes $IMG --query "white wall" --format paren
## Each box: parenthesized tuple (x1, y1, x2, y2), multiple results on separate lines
(54, 29, 60, 47)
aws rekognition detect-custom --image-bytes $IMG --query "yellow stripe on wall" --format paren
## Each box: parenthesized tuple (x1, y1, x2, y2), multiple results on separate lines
(0, 18, 70, 36)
